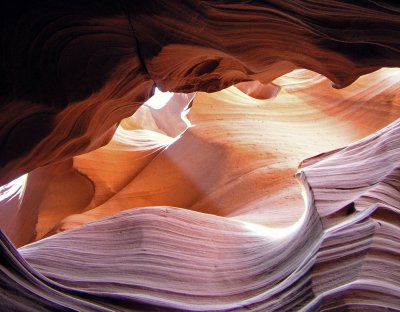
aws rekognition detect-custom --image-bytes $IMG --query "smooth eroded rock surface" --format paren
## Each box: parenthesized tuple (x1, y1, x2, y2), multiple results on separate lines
(1, 1, 400, 311)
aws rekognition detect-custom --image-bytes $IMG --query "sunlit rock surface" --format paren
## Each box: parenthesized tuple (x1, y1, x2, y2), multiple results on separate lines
(1, 68, 400, 311)
(1, 1, 400, 311)
(1, 0, 400, 186)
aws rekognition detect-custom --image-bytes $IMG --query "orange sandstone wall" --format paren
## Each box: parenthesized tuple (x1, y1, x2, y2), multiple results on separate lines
(1, 0, 400, 185)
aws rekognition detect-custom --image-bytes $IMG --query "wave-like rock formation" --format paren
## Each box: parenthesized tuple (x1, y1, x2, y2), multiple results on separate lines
(1, 0, 400, 186)
(1, 1, 400, 311)
(3, 112, 400, 311)
(1, 67, 400, 310)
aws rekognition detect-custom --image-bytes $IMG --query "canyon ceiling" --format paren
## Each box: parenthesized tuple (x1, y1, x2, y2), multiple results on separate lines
(1, 1, 400, 311)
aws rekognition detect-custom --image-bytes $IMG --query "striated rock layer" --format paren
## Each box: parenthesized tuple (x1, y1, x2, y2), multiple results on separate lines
(1, 0, 400, 185)
(0, 108, 399, 311)
(1, 1, 400, 311)
(1, 67, 400, 310)
(2, 68, 399, 246)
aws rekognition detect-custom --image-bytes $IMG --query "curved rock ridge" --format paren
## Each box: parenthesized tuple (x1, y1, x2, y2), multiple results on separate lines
(301, 117, 400, 227)
(0, 1, 154, 186)
(1, 1, 400, 310)
(0, 68, 399, 310)
(3, 116, 398, 311)
(1, 1, 400, 185)
(0, 90, 195, 246)
(299, 119, 400, 310)
(1, 68, 399, 246)
(133, 1, 400, 90)
(35, 68, 400, 238)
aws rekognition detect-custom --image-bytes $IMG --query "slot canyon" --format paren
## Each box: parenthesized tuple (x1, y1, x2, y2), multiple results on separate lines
(1, 1, 400, 311)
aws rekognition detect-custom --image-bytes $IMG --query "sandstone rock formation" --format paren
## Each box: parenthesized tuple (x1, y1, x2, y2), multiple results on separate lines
(1, 0, 400, 185)
(1, 1, 400, 311)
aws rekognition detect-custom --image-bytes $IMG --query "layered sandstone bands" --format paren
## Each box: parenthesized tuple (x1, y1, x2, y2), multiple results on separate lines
(1, 1, 400, 311)
(1, 1, 400, 185)
(1, 67, 399, 310)
(5, 113, 400, 311)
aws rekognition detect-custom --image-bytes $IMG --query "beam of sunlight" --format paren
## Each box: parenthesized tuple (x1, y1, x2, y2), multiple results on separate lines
(145, 88, 175, 110)
(0, 174, 28, 205)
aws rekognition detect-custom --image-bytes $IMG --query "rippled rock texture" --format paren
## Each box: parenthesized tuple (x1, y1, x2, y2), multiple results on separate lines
(1, 1, 400, 311)
(1, 0, 400, 185)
